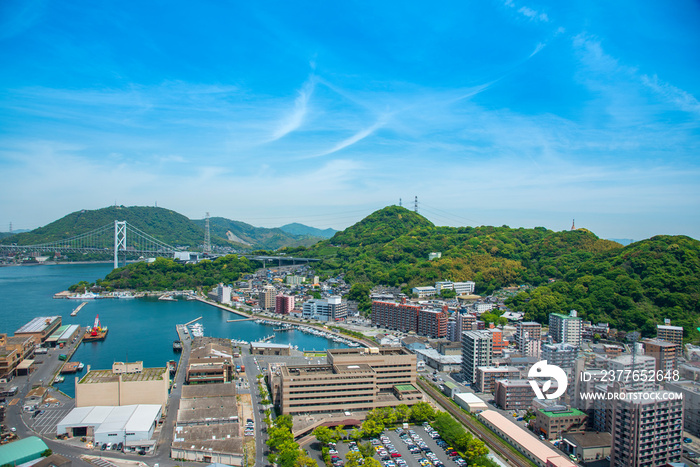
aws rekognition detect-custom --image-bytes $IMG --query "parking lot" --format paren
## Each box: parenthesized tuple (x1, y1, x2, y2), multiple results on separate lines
(308, 424, 463, 467)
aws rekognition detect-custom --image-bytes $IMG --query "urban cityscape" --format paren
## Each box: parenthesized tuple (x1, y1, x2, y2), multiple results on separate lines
(2, 2, 700, 467)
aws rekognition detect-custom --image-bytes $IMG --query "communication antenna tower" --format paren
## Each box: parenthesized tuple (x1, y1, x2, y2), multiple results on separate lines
(204, 212, 211, 254)
(414, 196, 418, 213)
(571, 219, 575, 230)
(399, 198, 402, 207)
(9, 222, 12, 234)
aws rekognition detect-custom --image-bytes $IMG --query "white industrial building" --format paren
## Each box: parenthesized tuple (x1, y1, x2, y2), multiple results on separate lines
(57, 404, 161, 449)
(454, 392, 488, 413)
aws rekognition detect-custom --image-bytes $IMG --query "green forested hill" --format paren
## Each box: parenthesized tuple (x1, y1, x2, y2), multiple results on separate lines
(1, 206, 325, 251)
(191, 217, 324, 250)
(284, 206, 700, 338)
(287, 206, 621, 293)
(2, 206, 222, 248)
(87, 254, 259, 291)
(508, 235, 700, 338)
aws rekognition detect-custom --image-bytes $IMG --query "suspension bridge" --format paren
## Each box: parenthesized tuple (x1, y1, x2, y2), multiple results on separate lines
(0, 220, 319, 269)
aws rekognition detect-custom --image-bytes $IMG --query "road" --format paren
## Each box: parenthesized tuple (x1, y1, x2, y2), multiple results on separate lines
(242, 346, 267, 467)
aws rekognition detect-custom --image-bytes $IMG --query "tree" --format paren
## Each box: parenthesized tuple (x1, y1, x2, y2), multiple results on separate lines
(361, 419, 385, 438)
(312, 426, 334, 446)
(363, 458, 382, 467)
(295, 453, 317, 467)
(333, 425, 347, 442)
(395, 404, 411, 423)
(346, 451, 364, 467)
(358, 442, 375, 459)
(410, 402, 435, 423)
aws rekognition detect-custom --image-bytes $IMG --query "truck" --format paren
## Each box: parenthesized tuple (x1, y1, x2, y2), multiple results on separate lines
(240, 365, 245, 372)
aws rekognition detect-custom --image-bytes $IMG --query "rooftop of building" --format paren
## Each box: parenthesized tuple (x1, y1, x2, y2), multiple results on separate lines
(181, 382, 237, 399)
(538, 407, 587, 418)
(0, 436, 49, 466)
(657, 324, 684, 331)
(172, 425, 243, 455)
(328, 347, 410, 357)
(15, 316, 60, 334)
(251, 342, 292, 349)
(178, 396, 238, 423)
(550, 313, 581, 320)
(394, 384, 418, 392)
(79, 366, 166, 384)
(562, 431, 612, 448)
(477, 366, 520, 372)
(642, 338, 679, 347)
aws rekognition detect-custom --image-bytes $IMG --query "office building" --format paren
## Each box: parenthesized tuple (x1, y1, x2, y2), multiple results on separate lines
(213, 283, 231, 305)
(259, 285, 276, 311)
(549, 311, 582, 348)
(412, 286, 437, 298)
(656, 324, 684, 347)
(302, 296, 347, 322)
(275, 295, 294, 315)
(453, 281, 476, 295)
(270, 347, 420, 415)
(610, 391, 683, 467)
(462, 331, 492, 385)
(186, 342, 234, 385)
(534, 407, 587, 440)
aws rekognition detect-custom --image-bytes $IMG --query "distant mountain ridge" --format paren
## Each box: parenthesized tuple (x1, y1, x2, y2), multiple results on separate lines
(1, 206, 326, 251)
(280, 223, 337, 239)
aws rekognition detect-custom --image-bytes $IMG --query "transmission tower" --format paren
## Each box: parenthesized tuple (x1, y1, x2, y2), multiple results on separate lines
(9, 222, 12, 234)
(399, 198, 402, 207)
(414, 196, 418, 213)
(204, 212, 211, 255)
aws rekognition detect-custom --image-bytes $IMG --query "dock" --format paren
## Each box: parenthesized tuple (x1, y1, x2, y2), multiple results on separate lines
(259, 334, 275, 343)
(184, 316, 202, 326)
(70, 301, 88, 316)
(176, 324, 190, 341)
(227, 317, 256, 323)
(61, 361, 81, 373)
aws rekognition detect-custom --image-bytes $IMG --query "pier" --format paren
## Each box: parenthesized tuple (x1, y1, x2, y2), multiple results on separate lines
(227, 317, 256, 323)
(70, 301, 88, 316)
(184, 316, 202, 326)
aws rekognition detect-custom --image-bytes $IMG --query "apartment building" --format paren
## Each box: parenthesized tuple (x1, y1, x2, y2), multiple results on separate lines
(656, 324, 684, 347)
(515, 322, 541, 355)
(372, 299, 419, 333)
(489, 329, 506, 357)
(666, 380, 700, 437)
(275, 294, 294, 315)
(610, 391, 683, 467)
(495, 379, 557, 411)
(642, 338, 679, 373)
(549, 311, 582, 348)
(417, 308, 448, 339)
(462, 331, 493, 385)
(475, 366, 520, 394)
(541, 342, 578, 370)
(259, 285, 276, 311)
(607, 355, 657, 391)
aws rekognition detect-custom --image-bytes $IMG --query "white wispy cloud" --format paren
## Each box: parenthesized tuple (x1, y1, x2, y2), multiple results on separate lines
(641, 74, 700, 117)
(269, 76, 316, 141)
(503, 0, 549, 22)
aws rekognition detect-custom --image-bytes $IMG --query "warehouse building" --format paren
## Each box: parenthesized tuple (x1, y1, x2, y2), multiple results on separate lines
(56, 404, 161, 450)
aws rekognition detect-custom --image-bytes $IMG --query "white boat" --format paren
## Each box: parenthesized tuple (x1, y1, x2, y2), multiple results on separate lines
(159, 294, 176, 301)
(77, 362, 84, 370)
(69, 292, 100, 300)
(189, 323, 204, 337)
(54, 376, 64, 383)
(115, 292, 136, 299)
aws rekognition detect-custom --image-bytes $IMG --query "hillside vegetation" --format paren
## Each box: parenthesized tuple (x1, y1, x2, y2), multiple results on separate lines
(2, 206, 326, 251)
(192, 217, 322, 250)
(78, 254, 259, 291)
(283, 206, 700, 339)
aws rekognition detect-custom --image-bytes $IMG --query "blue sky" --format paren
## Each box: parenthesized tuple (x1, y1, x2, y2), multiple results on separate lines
(1, 1, 699, 240)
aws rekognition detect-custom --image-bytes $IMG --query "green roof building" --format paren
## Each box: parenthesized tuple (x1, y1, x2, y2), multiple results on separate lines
(0, 436, 49, 466)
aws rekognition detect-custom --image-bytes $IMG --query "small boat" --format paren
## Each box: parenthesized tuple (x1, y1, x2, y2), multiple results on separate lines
(77, 362, 84, 370)
(168, 360, 177, 375)
(159, 294, 176, 301)
(189, 323, 204, 337)
(54, 376, 64, 383)
(173, 340, 183, 351)
(69, 292, 100, 300)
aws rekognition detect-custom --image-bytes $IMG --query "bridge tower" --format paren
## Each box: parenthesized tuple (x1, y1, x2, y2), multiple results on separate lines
(114, 221, 127, 269)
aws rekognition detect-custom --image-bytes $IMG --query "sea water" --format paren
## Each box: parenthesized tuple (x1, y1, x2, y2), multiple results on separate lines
(0, 263, 347, 397)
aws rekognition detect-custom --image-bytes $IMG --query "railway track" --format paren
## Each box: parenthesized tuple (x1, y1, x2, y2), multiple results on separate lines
(417, 378, 535, 467)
